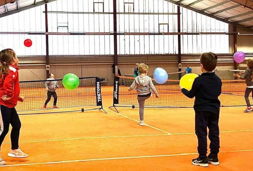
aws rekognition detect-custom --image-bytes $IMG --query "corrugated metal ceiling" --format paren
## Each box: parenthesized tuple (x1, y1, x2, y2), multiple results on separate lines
(0, 0, 253, 29)
(167, 0, 253, 29)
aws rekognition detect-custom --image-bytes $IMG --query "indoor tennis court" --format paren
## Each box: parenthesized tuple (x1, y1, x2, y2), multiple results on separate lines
(0, 88, 253, 170)
(0, 0, 253, 170)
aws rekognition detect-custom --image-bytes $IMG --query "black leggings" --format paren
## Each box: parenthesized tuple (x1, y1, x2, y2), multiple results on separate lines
(244, 88, 253, 107)
(44, 91, 57, 106)
(0, 105, 21, 150)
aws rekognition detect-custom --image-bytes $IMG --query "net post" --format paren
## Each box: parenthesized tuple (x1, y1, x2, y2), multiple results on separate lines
(95, 77, 103, 107)
(113, 76, 119, 105)
(108, 76, 120, 113)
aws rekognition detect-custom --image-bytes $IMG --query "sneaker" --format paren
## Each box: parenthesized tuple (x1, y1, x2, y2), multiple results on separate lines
(244, 107, 252, 113)
(8, 149, 28, 158)
(0, 158, 6, 165)
(207, 154, 219, 165)
(139, 120, 145, 126)
(43, 105, 46, 109)
(192, 157, 208, 167)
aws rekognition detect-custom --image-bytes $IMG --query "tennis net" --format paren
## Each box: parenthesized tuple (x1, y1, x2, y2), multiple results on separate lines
(17, 77, 104, 114)
(110, 75, 246, 111)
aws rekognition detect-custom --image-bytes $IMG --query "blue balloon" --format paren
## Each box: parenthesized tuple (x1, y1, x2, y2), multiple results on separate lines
(153, 67, 168, 84)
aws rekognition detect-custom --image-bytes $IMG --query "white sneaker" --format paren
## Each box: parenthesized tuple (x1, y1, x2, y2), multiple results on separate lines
(0, 159, 6, 165)
(8, 149, 28, 158)
(139, 121, 145, 126)
(244, 107, 253, 113)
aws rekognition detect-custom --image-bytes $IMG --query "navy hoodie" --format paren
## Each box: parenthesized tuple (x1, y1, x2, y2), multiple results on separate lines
(181, 72, 222, 114)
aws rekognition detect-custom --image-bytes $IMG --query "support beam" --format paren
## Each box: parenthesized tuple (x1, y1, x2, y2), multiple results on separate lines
(230, 0, 253, 10)
(0, 0, 55, 18)
(202, 0, 230, 11)
(15, 0, 19, 10)
(238, 16, 253, 23)
(232, 25, 237, 70)
(227, 11, 253, 20)
(188, 0, 204, 7)
(0, 31, 238, 35)
(45, 11, 178, 15)
(113, 0, 118, 67)
(211, 4, 241, 16)
(44, 3, 50, 78)
(164, 0, 232, 24)
(177, 6, 182, 79)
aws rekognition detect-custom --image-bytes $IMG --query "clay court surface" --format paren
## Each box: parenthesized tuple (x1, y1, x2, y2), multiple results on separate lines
(0, 86, 253, 171)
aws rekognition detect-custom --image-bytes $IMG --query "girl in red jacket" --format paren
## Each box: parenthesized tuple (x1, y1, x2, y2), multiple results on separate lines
(0, 49, 28, 164)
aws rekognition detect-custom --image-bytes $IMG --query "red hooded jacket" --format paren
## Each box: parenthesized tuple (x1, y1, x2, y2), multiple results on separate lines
(0, 65, 21, 108)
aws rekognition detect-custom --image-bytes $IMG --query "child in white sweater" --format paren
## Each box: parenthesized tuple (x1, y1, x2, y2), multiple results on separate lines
(128, 63, 159, 126)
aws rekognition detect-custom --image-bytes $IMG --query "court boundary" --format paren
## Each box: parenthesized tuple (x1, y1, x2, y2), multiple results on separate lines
(1, 149, 253, 168)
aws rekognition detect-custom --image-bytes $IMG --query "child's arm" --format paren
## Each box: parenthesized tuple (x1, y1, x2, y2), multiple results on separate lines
(241, 70, 249, 79)
(18, 96, 24, 102)
(54, 80, 59, 88)
(150, 79, 159, 98)
(234, 71, 246, 79)
(2, 73, 15, 100)
(45, 80, 49, 90)
(128, 79, 137, 91)
(181, 78, 199, 98)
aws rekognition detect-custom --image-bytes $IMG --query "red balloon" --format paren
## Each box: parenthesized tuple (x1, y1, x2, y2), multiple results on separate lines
(24, 39, 32, 47)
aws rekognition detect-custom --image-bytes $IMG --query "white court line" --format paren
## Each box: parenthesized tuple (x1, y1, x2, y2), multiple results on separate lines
(117, 112, 171, 135)
(2, 129, 251, 145)
(2, 111, 252, 144)
(12, 129, 253, 144)
(2, 128, 252, 145)
(171, 129, 253, 135)
(1, 152, 197, 167)
(2, 149, 253, 168)
(22, 133, 168, 143)
(116, 112, 253, 136)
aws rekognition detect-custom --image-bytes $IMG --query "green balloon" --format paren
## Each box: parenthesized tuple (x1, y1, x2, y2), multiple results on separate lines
(62, 73, 80, 90)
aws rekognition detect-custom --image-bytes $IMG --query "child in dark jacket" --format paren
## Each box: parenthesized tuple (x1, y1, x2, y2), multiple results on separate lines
(181, 52, 222, 167)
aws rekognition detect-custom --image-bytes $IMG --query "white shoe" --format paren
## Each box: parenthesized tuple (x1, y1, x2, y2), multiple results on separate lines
(0, 159, 6, 165)
(244, 107, 253, 113)
(8, 149, 28, 158)
(139, 121, 145, 126)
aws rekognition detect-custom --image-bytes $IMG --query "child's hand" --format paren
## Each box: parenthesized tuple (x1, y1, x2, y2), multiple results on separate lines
(1, 95, 11, 101)
(181, 88, 187, 92)
(233, 73, 240, 79)
(18, 96, 24, 102)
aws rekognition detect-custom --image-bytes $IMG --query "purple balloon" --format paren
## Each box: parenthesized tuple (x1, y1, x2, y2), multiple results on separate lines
(233, 51, 245, 64)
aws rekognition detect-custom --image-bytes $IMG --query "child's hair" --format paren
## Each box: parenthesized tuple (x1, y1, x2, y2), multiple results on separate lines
(247, 59, 253, 69)
(200, 52, 217, 71)
(0, 48, 16, 77)
(49, 73, 54, 77)
(138, 63, 149, 74)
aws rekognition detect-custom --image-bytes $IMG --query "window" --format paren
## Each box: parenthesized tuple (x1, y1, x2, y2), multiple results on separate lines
(158, 23, 169, 33)
(93, 2, 104, 12)
(124, 2, 134, 13)
(57, 14, 69, 32)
